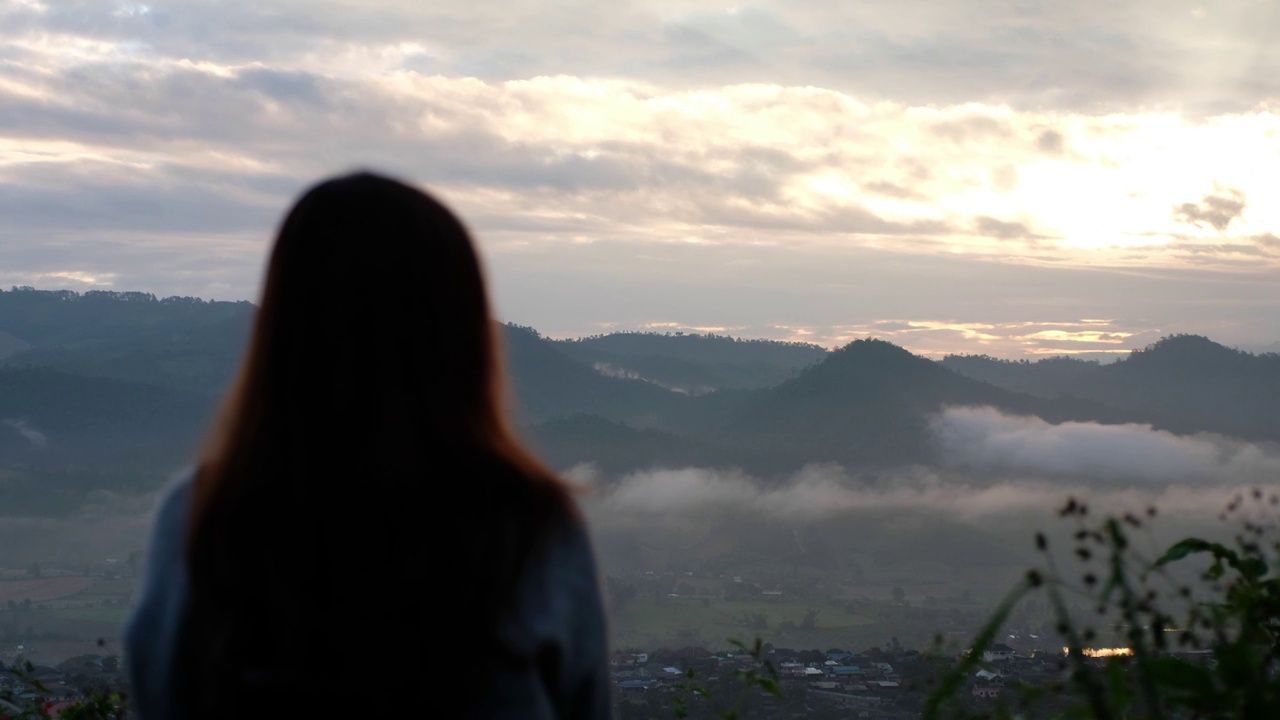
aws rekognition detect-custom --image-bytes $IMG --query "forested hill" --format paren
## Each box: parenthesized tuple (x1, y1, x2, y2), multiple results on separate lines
(1, 286, 1278, 513)
(941, 335, 1280, 442)
(551, 331, 827, 394)
(0, 286, 254, 397)
(707, 338, 1128, 470)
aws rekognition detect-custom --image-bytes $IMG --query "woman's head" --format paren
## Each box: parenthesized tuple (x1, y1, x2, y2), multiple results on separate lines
(231, 172, 506, 455)
(190, 170, 568, 561)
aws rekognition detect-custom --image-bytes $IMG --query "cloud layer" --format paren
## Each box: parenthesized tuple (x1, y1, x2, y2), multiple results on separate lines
(3, 1, 1280, 354)
(931, 407, 1280, 483)
(572, 407, 1280, 525)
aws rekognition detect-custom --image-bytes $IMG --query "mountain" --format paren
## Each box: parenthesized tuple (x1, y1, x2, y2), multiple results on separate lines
(715, 338, 1126, 468)
(942, 335, 1280, 441)
(0, 287, 253, 397)
(501, 325, 687, 427)
(552, 332, 827, 394)
(938, 354, 1101, 397)
(521, 415, 732, 476)
(0, 366, 210, 469)
(0, 365, 213, 515)
(4, 285, 1280, 512)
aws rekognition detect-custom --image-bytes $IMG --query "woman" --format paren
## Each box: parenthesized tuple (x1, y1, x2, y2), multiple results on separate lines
(124, 172, 613, 719)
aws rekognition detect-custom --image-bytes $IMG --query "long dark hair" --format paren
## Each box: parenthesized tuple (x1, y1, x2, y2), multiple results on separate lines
(181, 172, 571, 716)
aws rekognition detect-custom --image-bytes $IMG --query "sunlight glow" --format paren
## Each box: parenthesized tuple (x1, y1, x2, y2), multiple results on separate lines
(1024, 330, 1133, 344)
(1067, 647, 1134, 658)
(41, 271, 116, 286)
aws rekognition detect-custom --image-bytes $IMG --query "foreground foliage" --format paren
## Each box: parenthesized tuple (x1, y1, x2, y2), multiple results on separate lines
(926, 489, 1280, 719)
(669, 638, 783, 720)
(0, 660, 125, 719)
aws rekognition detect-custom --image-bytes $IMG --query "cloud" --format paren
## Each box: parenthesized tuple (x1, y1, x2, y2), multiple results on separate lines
(1173, 186, 1247, 232)
(973, 215, 1041, 242)
(580, 460, 1267, 528)
(800, 318, 1148, 358)
(930, 406, 1280, 483)
(1035, 129, 1066, 155)
(3, 2, 1280, 355)
(3, 418, 47, 447)
(931, 114, 1012, 143)
(6, 1, 1280, 112)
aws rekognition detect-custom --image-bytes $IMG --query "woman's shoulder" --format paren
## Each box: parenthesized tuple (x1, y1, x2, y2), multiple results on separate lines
(133, 469, 197, 601)
(476, 452, 579, 523)
(124, 469, 197, 720)
(150, 469, 197, 548)
(511, 488, 601, 625)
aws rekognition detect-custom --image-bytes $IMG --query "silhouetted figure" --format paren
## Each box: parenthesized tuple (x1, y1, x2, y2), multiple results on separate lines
(124, 173, 613, 719)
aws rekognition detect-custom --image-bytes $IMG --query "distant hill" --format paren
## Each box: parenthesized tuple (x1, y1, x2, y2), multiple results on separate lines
(0, 287, 253, 397)
(0, 366, 211, 514)
(502, 325, 687, 427)
(941, 335, 1280, 441)
(713, 339, 1126, 468)
(938, 354, 1101, 396)
(552, 332, 827, 394)
(0, 365, 211, 473)
(4, 286, 1280, 513)
(520, 415, 732, 476)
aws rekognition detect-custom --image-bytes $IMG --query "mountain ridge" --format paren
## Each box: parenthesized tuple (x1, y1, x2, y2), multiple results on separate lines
(1, 286, 1276, 513)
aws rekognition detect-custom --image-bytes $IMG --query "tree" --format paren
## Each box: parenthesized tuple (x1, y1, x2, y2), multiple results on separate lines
(26, 561, 40, 578)
(606, 575, 638, 612)
(799, 609, 819, 630)
(891, 586, 905, 603)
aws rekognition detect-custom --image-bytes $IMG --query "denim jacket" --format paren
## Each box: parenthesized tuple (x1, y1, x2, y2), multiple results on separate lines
(124, 474, 614, 719)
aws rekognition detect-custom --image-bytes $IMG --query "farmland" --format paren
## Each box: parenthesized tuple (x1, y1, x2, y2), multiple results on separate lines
(0, 576, 93, 604)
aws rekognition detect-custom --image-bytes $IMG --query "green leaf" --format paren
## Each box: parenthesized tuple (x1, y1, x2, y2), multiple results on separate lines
(758, 677, 783, 697)
(1237, 557, 1268, 581)
(1146, 657, 1216, 699)
(1156, 538, 1216, 566)
(923, 581, 1031, 720)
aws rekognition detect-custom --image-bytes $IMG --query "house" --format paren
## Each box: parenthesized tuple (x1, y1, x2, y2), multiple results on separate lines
(973, 682, 1002, 699)
(811, 681, 840, 690)
(618, 679, 654, 692)
(983, 643, 1016, 662)
(975, 669, 1003, 683)
(670, 646, 714, 662)
(868, 680, 900, 691)
(778, 660, 806, 678)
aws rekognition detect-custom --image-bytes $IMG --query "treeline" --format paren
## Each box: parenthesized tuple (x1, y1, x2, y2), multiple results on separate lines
(941, 334, 1280, 442)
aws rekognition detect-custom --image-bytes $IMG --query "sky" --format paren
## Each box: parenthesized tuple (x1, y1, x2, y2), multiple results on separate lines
(2, 1, 1280, 359)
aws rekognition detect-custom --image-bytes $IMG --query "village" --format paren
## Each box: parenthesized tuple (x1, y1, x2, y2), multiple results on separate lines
(0, 627, 1222, 719)
(0, 641, 1056, 718)
(0, 651, 125, 717)
(605, 639, 1083, 719)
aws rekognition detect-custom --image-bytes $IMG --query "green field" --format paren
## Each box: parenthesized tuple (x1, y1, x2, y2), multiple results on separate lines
(609, 594, 903, 652)
(49, 604, 130, 625)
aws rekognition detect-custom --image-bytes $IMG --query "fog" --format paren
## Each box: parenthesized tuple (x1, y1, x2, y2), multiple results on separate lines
(570, 408, 1278, 602)
(578, 463, 1254, 524)
(576, 407, 1276, 521)
(3, 404, 1276, 666)
(932, 406, 1280, 484)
